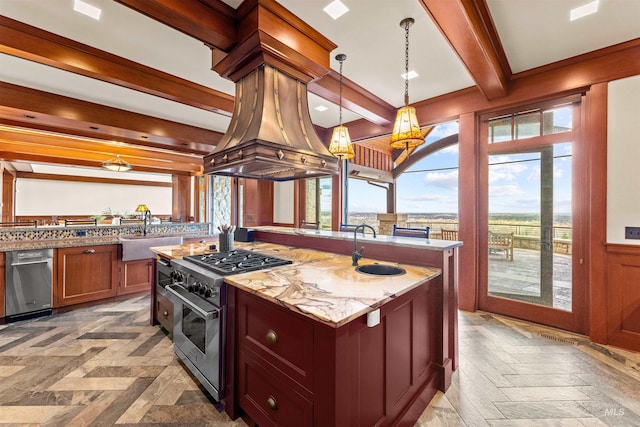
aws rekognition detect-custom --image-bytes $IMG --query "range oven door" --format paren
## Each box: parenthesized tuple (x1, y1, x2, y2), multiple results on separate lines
(166, 284, 223, 401)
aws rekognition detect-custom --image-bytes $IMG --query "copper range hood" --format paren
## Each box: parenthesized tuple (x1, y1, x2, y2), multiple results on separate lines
(203, 0, 339, 181)
(204, 64, 339, 181)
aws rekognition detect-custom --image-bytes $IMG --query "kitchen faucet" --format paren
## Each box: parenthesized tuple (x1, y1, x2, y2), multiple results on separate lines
(142, 209, 151, 236)
(352, 224, 376, 266)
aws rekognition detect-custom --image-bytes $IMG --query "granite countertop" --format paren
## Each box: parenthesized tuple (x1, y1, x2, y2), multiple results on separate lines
(0, 236, 123, 251)
(254, 225, 463, 251)
(0, 233, 213, 252)
(151, 241, 441, 328)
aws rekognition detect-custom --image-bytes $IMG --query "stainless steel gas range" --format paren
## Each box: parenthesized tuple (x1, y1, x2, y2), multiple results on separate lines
(162, 249, 292, 401)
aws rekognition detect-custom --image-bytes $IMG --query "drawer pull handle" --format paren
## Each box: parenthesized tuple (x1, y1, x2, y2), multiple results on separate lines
(162, 310, 169, 317)
(84, 249, 96, 254)
(265, 330, 278, 344)
(266, 395, 278, 410)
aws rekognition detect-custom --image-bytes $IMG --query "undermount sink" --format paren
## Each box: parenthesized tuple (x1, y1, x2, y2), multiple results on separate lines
(356, 264, 406, 276)
(120, 235, 184, 260)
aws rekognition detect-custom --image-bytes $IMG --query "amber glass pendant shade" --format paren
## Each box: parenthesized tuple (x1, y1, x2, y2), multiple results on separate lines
(390, 106, 423, 149)
(328, 125, 354, 159)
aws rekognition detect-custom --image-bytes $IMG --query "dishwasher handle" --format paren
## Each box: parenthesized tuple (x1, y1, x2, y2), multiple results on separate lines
(10, 259, 51, 267)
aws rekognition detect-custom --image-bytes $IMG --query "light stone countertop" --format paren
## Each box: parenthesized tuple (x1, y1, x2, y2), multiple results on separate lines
(254, 225, 463, 250)
(151, 241, 441, 328)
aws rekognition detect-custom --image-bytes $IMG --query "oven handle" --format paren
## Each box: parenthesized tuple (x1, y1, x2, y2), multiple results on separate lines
(166, 285, 220, 320)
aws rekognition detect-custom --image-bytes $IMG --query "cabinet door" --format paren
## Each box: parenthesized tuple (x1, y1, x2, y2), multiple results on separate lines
(55, 245, 118, 307)
(155, 291, 173, 334)
(0, 252, 5, 318)
(119, 258, 153, 296)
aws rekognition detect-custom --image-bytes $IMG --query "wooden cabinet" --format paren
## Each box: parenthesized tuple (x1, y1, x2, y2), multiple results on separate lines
(154, 291, 173, 334)
(236, 290, 314, 427)
(229, 279, 442, 427)
(0, 252, 5, 318)
(119, 258, 153, 296)
(54, 245, 118, 307)
(607, 244, 640, 351)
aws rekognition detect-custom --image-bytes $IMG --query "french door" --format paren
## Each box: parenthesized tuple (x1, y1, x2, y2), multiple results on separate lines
(478, 102, 587, 333)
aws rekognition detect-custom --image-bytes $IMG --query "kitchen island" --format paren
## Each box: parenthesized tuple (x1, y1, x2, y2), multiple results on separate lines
(152, 228, 461, 427)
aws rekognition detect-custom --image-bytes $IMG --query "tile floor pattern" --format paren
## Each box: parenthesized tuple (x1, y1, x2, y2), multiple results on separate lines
(1, 296, 640, 426)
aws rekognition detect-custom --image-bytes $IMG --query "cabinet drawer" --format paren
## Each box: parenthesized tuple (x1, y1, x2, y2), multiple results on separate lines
(239, 350, 313, 427)
(155, 291, 173, 334)
(237, 291, 314, 390)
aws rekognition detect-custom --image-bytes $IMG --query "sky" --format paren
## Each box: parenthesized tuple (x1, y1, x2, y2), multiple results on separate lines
(347, 107, 573, 215)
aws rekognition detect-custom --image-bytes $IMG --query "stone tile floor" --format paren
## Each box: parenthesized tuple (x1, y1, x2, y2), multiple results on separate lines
(488, 248, 573, 310)
(1, 296, 639, 426)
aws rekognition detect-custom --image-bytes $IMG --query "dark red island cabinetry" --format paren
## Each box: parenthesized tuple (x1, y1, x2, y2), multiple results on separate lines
(227, 278, 443, 427)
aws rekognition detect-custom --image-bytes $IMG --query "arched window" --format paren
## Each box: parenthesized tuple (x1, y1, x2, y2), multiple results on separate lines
(396, 121, 459, 236)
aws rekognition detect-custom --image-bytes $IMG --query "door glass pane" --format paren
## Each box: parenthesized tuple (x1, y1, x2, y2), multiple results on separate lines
(515, 112, 540, 139)
(487, 145, 572, 310)
(543, 107, 572, 135)
(488, 117, 511, 143)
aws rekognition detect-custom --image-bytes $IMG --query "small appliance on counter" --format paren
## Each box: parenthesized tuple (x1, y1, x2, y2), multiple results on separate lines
(233, 227, 255, 242)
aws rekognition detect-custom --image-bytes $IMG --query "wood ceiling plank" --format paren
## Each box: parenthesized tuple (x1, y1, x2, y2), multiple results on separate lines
(0, 16, 235, 114)
(15, 172, 174, 187)
(0, 82, 223, 153)
(418, 0, 510, 100)
(0, 127, 203, 166)
(0, 139, 201, 175)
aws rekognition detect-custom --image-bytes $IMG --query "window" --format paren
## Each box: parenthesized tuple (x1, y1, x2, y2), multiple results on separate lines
(488, 106, 572, 143)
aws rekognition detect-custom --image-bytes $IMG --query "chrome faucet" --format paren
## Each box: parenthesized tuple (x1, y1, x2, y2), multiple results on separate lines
(142, 209, 151, 236)
(352, 224, 376, 266)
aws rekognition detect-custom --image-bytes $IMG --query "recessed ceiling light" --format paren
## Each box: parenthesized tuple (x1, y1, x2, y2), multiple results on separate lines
(74, 0, 102, 20)
(323, 0, 349, 20)
(401, 70, 419, 80)
(570, 0, 599, 21)
(315, 105, 329, 112)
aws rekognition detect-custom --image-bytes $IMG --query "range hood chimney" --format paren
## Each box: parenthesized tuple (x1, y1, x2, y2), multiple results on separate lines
(204, 64, 338, 180)
(204, 0, 339, 181)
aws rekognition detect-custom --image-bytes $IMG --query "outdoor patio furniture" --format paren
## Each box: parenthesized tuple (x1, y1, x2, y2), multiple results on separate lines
(489, 231, 514, 260)
(441, 229, 459, 240)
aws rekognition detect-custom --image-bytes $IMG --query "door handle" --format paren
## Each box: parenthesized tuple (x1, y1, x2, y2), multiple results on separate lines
(84, 249, 96, 254)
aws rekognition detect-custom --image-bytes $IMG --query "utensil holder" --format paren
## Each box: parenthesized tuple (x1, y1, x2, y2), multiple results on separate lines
(219, 233, 234, 252)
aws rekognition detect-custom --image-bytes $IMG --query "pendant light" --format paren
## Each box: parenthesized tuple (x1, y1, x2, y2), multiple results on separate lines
(101, 154, 132, 172)
(328, 53, 354, 160)
(390, 18, 424, 150)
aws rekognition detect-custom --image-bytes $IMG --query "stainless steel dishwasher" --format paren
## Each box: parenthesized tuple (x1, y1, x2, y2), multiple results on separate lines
(5, 249, 54, 320)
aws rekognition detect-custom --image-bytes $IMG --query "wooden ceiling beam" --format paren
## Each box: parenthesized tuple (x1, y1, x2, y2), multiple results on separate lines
(418, 0, 510, 100)
(114, 0, 237, 51)
(0, 127, 202, 166)
(308, 70, 396, 126)
(0, 16, 235, 114)
(0, 138, 201, 175)
(0, 82, 223, 154)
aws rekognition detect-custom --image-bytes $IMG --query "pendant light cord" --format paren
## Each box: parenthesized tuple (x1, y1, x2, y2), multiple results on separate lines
(338, 56, 344, 125)
(404, 19, 410, 106)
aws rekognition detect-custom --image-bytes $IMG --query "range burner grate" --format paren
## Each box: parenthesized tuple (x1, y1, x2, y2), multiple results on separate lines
(184, 249, 292, 275)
